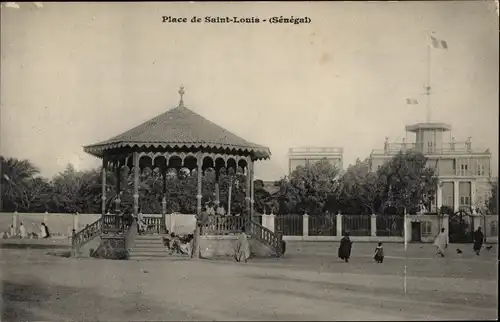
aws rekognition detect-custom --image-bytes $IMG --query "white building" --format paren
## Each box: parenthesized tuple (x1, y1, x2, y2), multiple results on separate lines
(369, 122, 492, 213)
(288, 147, 343, 174)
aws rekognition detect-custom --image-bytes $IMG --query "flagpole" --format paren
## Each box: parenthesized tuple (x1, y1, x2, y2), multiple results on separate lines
(403, 206, 408, 295)
(425, 31, 432, 123)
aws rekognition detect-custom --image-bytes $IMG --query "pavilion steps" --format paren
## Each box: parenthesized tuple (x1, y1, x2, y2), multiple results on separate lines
(128, 234, 191, 261)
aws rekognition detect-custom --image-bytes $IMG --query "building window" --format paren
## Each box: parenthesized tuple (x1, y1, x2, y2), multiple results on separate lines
(477, 164, 485, 176)
(421, 221, 433, 237)
(460, 196, 470, 206)
(427, 142, 434, 153)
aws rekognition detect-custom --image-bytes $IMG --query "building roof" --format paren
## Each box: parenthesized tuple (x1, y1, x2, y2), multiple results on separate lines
(405, 122, 452, 132)
(84, 88, 271, 160)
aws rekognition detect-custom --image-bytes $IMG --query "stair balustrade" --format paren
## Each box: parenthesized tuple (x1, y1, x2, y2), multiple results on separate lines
(71, 217, 103, 254)
(245, 219, 285, 257)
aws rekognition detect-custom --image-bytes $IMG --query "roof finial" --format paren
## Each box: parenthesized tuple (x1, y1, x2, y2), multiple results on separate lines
(178, 86, 185, 108)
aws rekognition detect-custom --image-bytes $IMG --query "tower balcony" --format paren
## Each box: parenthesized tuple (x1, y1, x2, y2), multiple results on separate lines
(371, 141, 490, 156)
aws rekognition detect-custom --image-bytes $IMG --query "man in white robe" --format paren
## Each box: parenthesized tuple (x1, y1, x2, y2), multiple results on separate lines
(19, 222, 27, 238)
(234, 228, 250, 263)
(434, 228, 449, 257)
(137, 211, 146, 234)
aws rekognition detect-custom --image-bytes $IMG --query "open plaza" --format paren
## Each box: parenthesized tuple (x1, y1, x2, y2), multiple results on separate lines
(1, 241, 497, 321)
(1, 2, 499, 321)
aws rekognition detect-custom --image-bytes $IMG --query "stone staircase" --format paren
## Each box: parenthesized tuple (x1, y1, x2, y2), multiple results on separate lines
(128, 234, 191, 261)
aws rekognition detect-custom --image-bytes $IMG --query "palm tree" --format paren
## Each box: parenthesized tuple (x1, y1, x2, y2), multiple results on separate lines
(1, 156, 41, 211)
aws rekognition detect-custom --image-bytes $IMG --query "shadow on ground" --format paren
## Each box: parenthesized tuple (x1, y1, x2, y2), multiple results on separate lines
(245, 273, 497, 309)
(1, 276, 204, 321)
(0, 243, 70, 250)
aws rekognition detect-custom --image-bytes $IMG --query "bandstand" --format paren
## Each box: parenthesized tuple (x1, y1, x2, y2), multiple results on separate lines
(80, 87, 278, 258)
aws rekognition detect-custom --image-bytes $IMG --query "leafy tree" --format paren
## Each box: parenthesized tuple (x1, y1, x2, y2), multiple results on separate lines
(377, 151, 438, 215)
(487, 179, 498, 214)
(275, 159, 341, 214)
(253, 179, 271, 214)
(337, 159, 384, 214)
(1, 156, 43, 212)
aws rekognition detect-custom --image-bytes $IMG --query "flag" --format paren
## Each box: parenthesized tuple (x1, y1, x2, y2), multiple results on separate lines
(430, 36, 448, 49)
(406, 98, 418, 105)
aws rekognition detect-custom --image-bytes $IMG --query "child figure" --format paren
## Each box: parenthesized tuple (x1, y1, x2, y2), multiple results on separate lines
(374, 242, 384, 263)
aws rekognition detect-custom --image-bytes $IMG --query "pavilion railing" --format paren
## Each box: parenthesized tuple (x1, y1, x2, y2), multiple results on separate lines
(204, 215, 246, 235)
(245, 219, 284, 257)
(102, 214, 133, 234)
(142, 215, 166, 234)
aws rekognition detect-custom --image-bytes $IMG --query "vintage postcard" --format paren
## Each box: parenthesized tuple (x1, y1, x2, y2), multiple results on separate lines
(1, 1, 498, 321)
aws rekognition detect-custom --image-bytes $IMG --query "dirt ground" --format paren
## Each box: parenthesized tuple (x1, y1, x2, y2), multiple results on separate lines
(1, 242, 497, 321)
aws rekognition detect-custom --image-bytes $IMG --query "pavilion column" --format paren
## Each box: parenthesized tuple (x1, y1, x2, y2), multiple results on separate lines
(250, 159, 255, 219)
(245, 158, 251, 221)
(196, 157, 203, 217)
(133, 152, 140, 217)
(194, 155, 203, 259)
(114, 164, 121, 212)
(101, 158, 108, 216)
(215, 171, 220, 207)
(161, 169, 167, 233)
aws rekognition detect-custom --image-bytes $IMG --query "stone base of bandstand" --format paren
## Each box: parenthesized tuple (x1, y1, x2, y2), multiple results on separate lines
(90, 236, 129, 260)
(199, 235, 277, 259)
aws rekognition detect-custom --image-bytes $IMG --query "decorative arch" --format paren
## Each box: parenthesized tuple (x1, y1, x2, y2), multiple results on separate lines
(226, 157, 237, 175)
(183, 155, 198, 170)
(202, 155, 215, 171)
(139, 154, 153, 170)
(167, 155, 183, 169)
(153, 154, 167, 170)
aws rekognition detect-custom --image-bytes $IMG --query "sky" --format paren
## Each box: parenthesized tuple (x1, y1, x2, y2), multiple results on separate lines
(1, 1, 498, 181)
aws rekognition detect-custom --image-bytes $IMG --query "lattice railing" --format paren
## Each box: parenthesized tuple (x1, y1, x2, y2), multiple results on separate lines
(246, 219, 284, 257)
(141, 216, 165, 234)
(71, 217, 103, 250)
(102, 214, 132, 234)
(204, 215, 246, 235)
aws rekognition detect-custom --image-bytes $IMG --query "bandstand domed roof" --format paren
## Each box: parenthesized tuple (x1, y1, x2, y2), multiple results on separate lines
(83, 87, 271, 160)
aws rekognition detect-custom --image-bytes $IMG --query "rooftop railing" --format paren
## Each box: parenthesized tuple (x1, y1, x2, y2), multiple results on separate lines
(289, 147, 343, 154)
(371, 141, 490, 155)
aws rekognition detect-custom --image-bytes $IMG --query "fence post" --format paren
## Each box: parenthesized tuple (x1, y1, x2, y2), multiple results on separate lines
(71, 229, 78, 256)
(73, 212, 80, 232)
(12, 213, 19, 233)
(303, 213, 309, 237)
(170, 214, 176, 233)
(269, 212, 275, 233)
(404, 215, 412, 243)
(336, 212, 343, 237)
(262, 214, 271, 231)
(370, 214, 377, 237)
(442, 214, 449, 240)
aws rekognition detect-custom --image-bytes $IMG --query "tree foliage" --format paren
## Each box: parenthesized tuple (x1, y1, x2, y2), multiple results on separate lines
(487, 179, 498, 214)
(0, 150, 478, 217)
(1, 155, 250, 214)
(273, 160, 341, 214)
(377, 151, 438, 214)
(336, 158, 384, 214)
